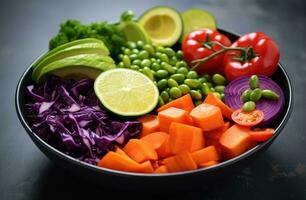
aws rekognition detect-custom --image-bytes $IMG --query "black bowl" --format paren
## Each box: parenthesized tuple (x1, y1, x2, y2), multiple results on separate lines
(15, 29, 292, 190)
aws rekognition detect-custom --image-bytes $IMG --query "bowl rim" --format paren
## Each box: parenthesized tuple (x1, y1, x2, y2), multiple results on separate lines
(15, 29, 293, 178)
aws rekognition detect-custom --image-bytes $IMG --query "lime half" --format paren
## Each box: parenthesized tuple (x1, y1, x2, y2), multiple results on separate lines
(94, 68, 159, 116)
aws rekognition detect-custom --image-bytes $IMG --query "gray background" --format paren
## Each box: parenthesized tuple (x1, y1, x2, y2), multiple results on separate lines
(1, 0, 305, 199)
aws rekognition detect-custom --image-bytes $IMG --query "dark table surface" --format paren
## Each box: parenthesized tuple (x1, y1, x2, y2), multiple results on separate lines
(1, 0, 306, 199)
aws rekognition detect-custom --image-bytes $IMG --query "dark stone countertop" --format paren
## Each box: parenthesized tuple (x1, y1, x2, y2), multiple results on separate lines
(0, 0, 305, 199)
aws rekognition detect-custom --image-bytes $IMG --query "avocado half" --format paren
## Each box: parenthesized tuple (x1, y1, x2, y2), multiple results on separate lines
(138, 6, 183, 46)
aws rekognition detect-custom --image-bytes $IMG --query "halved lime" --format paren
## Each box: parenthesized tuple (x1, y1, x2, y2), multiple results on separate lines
(94, 68, 159, 116)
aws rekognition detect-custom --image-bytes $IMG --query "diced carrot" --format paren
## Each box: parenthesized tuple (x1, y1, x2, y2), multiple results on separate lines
(157, 94, 195, 112)
(140, 132, 171, 158)
(163, 151, 197, 172)
(219, 124, 257, 160)
(154, 165, 168, 173)
(158, 107, 190, 132)
(205, 138, 222, 157)
(204, 93, 233, 119)
(199, 161, 219, 168)
(151, 160, 159, 170)
(115, 146, 129, 158)
(205, 122, 231, 140)
(191, 146, 220, 166)
(98, 151, 141, 172)
(138, 161, 154, 173)
(158, 137, 173, 158)
(190, 103, 224, 131)
(168, 122, 204, 154)
(123, 139, 158, 163)
(138, 114, 159, 138)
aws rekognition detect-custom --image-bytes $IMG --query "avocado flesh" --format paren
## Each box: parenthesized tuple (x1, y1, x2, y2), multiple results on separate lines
(31, 45, 111, 81)
(34, 54, 116, 83)
(32, 38, 104, 69)
(120, 21, 151, 44)
(51, 66, 105, 80)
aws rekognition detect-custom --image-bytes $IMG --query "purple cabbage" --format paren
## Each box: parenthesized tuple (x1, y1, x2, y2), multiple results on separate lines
(25, 75, 141, 165)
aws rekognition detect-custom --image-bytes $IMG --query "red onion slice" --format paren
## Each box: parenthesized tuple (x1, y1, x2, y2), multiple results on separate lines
(224, 75, 284, 126)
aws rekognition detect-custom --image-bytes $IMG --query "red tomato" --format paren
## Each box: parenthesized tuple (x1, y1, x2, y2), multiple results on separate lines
(249, 128, 274, 142)
(182, 29, 231, 75)
(224, 32, 280, 81)
(231, 109, 264, 127)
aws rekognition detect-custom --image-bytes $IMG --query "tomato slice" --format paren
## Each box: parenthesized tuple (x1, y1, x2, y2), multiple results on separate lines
(231, 109, 264, 127)
(249, 128, 274, 142)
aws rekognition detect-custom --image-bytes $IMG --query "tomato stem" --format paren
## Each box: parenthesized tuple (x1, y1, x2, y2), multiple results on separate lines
(191, 41, 256, 70)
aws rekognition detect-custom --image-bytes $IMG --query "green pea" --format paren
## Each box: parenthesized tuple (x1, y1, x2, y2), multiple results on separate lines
(143, 44, 155, 55)
(177, 67, 189, 75)
(213, 92, 221, 100)
(167, 78, 179, 87)
(250, 88, 262, 102)
(118, 62, 124, 68)
(184, 79, 201, 89)
(132, 59, 141, 66)
(157, 79, 168, 91)
(176, 50, 184, 59)
(127, 41, 136, 49)
(170, 87, 182, 99)
(132, 49, 139, 54)
(129, 54, 138, 60)
(198, 77, 208, 83)
(195, 100, 203, 106)
(158, 96, 165, 107)
(150, 58, 157, 63)
(170, 74, 185, 84)
(136, 40, 144, 49)
(212, 74, 227, 85)
(164, 47, 175, 57)
(124, 48, 131, 55)
(155, 69, 169, 79)
(249, 75, 259, 89)
(165, 88, 170, 93)
(175, 61, 187, 68)
(169, 56, 178, 66)
(168, 97, 173, 102)
(159, 53, 169, 63)
(121, 46, 126, 52)
(190, 90, 202, 100)
(178, 84, 190, 95)
(221, 93, 225, 101)
(156, 59, 161, 64)
(118, 54, 124, 60)
(241, 89, 252, 103)
(160, 91, 169, 102)
(122, 55, 131, 67)
(242, 101, 256, 112)
(203, 74, 211, 82)
(262, 89, 279, 100)
(130, 65, 140, 70)
(187, 71, 198, 79)
(201, 83, 211, 96)
(151, 63, 161, 71)
(161, 62, 175, 74)
(206, 82, 213, 88)
(155, 52, 162, 58)
(143, 67, 155, 81)
(214, 85, 225, 93)
(210, 87, 215, 92)
(138, 50, 149, 59)
(156, 46, 165, 53)
(141, 59, 151, 68)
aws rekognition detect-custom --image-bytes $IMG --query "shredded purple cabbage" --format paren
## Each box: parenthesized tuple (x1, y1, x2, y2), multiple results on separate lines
(25, 75, 141, 165)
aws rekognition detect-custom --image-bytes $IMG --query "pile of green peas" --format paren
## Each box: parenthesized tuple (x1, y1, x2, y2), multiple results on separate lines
(117, 40, 228, 107)
(241, 75, 280, 112)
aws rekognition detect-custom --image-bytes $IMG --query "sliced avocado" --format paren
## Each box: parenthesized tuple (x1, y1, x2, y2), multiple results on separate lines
(181, 9, 217, 42)
(51, 66, 105, 80)
(32, 38, 104, 69)
(31, 45, 110, 81)
(138, 6, 183, 46)
(34, 54, 116, 83)
(119, 21, 151, 44)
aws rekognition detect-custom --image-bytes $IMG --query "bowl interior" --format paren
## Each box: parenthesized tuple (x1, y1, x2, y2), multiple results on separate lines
(15, 29, 292, 177)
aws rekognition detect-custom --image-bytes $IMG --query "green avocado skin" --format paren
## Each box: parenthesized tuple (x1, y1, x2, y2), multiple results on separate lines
(35, 54, 116, 83)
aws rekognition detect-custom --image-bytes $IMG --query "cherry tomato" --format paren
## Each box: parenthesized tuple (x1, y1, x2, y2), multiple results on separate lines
(249, 128, 274, 142)
(182, 29, 231, 75)
(231, 109, 264, 126)
(224, 32, 280, 81)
